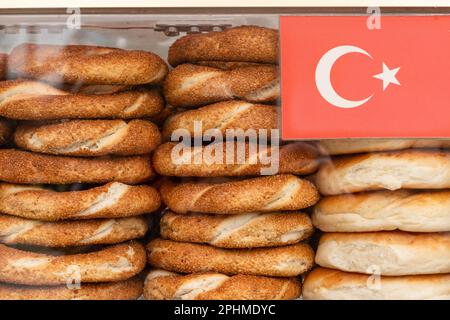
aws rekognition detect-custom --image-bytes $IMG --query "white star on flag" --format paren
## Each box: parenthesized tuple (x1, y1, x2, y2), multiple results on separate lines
(373, 62, 401, 91)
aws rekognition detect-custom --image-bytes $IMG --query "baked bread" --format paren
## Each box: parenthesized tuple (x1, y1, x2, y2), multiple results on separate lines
(147, 238, 314, 277)
(318, 139, 450, 155)
(316, 150, 450, 195)
(160, 211, 314, 248)
(160, 174, 320, 214)
(313, 190, 450, 232)
(0, 149, 153, 184)
(153, 142, 319, 177)
(162, 100, 278, 141)
(303, 267, 450, 300)
(144, 270, 301, 300)
(194, 61, 270, 70)
(315, 231, 450, 276)
(0, 54, 6, 80)
(168, 26, 278, 67)
(163, 64, 279, 108)
(0, 80, 163, 120)
(0, 277, 144, 300)
(0, 118, 12, 145)
(0, 182, 160, 221)
(0, 215, 148, 247)
(0, 241, 146, 285)
(14, 119, 162, 156)
(8, 43, 168, 85)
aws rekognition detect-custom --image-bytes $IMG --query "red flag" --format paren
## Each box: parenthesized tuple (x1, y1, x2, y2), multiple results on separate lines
(281, 16, 450, 139)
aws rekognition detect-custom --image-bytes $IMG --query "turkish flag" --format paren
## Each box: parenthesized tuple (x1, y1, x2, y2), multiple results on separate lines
(280, 16, 450, 139)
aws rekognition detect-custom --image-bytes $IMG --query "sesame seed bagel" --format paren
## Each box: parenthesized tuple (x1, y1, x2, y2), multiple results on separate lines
(303, 268, 450, 300)
(315, 150, 450, 195)
(194, 61, 271, 70)
(315, 231, 450, 276)
(144, 270, 301, 300)
(153, 142, 319, 177)
(318, 138, 450, 155)
(0, 80, 164, 120)
(0, 277, 144, 300)
(147, 239, 314, 277)
(160, 211, 314, 248)
(160, 174, 319, 214)
(0, 215, 148, 247)
(0, 118, 12, 145)
(8, 43, 168, 85)
(313, 190, 450, 232)
(0, 241, 146, 285)
(163, 64, 279, 108)
(168, 26, 278, 67)
(14, 119, 162, 157)
(0, 182, 160, 221)
(0, 149, 153, 184)
(162, 100, 278, 141)
(0, 54, 6, 80)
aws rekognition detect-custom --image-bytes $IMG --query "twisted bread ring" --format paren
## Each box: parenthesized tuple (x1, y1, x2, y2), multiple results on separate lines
(153, 142, 319, 177)
(0, 54, 6, 80)
(144, 270, 301, 300)
(318, 139, 450, 155)
(0, 80, 164, 120)
(168, 26, 278, 67)
(0, 118, 12, 145)
(194, 61, 270, 70)
(163, 64, 279, 108)
(303, 268, 450, 300)
(8, 43, 168, 85)
(161, 174, 319, 214)
(147, 239, 314, 277)
(0, 241, 146, 285)
(0, 215, 148, 247)
(316, 150, 450, 195)
(315, 232, 450, 276)
(0, 149, 153, 184)
(160, 211, 314, 248)
(0, 276, 143, 300)
(313, 190, 450, 232)
(14, 119, 162, 157)
(0, 182, 160, 221)
(162, 100, 278, 141)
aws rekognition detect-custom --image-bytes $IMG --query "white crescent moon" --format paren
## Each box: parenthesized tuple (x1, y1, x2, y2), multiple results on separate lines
(315, 45, 373, 109)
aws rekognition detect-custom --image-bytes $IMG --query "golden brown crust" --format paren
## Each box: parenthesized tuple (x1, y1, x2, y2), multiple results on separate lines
(316, 150, 450, 195)
(0, 80, 164, 120)
(160, 211, 314, 248)
(162, 100, 278, 141)
(0, 118, 12, 145)
(168, 26, 278, 67)
(316, 231, 450, 276)
(303, 267, 450, 300)
(14, 119, 162, 156)
(160, 174, 319, 214)
(0, 241, 146, 285)
(313, 190, 450, 232)
(0, 277, 144, 300)
(0, 215, 148, 247)
(153, 142, 319, 177)
(194, 61, 272, 70)
(144, 270, 300, 300)
(8, 43, 168, 85)
(0, 54, 7, 80)
(318, 139, 450, 155)
(0, 182, 160, 221)
(163, 64, 279, 108)
(147, 238, 314, 277)
(0, 149, 153, 184)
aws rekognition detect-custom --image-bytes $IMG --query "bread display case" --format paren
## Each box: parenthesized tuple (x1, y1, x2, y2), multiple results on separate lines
(0, 2, 449, 302)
